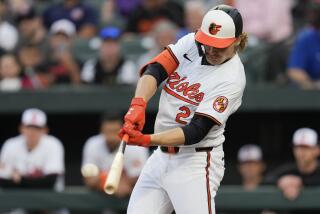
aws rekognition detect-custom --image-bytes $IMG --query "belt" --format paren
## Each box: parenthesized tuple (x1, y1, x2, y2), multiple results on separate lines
(160, 146, 213, 154)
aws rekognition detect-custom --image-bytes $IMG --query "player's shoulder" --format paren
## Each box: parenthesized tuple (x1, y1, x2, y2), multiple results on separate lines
(1, 135, 24, 150)
(42, 135, 64, 149)
(169, 33, 196, 50)
(83, 134, 105, 149)
(178, 32, 196, 43)
(216, 54, 246, 87)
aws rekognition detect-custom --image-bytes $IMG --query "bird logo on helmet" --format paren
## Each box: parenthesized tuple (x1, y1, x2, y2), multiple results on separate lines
(208, 22, 222, 35)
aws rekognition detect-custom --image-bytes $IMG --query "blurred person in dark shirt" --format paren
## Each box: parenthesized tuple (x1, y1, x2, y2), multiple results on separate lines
(43, 0, 98, 38)
(100, 0, 141, 28)
(45, 19, 81, 85)
(81, 26, 138, 86)
(176, 0, 205, 39)
(18, 44, 51, 89)
(15, 8, 46, 47)
(137, 20, 178, 69)
(287, 0, 320, 89)
(235, 0, 293, 84)
(265, 128, 320, 214)
(126, 0, 184, 34)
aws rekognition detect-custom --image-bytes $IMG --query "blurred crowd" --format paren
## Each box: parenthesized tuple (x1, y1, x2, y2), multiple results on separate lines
(0, 0, 319, 91)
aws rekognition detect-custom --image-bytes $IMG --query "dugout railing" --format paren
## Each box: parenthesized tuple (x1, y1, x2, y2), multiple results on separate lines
(0, 186, 320, 211)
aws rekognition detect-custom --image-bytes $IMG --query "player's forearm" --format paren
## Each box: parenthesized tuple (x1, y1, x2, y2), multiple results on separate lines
(134, 75, 158, 102)
(150, 128, 185, 146)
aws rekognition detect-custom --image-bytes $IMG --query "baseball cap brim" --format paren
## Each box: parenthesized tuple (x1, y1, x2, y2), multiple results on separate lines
(195, 30, 236, 48)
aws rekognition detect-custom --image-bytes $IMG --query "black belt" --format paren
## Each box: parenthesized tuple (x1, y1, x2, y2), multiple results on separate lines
(160, 146, 213, 154)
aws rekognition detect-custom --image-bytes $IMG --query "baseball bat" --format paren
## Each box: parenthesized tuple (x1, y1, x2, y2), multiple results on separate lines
(104, 134, 128, 194)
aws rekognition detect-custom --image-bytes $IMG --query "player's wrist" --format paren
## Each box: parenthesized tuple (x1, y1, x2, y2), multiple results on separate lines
(131, 97, 147, 108)
(142, 134, 151, 146)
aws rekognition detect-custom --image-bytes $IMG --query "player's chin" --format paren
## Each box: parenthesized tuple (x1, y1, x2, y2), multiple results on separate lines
(205, 55, 223, 65)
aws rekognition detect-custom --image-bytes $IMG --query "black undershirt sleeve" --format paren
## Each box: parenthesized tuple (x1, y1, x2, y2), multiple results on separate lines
(181, 114, 218, 145)
(0, 174, 58, 189)
(143, 63, 168, 86)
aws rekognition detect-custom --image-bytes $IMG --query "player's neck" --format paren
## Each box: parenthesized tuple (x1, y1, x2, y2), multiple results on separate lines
(26, 141, 40, 151)
(242, 176, 262, 190)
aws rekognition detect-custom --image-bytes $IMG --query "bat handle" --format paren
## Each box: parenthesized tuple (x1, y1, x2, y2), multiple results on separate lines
(118, 134, 129, 153)
(122, 134, 129, 143)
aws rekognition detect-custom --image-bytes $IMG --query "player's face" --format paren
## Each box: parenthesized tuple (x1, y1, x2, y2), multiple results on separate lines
(101, 120, 122, 150)
(20, 126, 46, 150)
(238, 161, 265, 180)
(203, 42, 237, 65)
(293, 146, 319, 167)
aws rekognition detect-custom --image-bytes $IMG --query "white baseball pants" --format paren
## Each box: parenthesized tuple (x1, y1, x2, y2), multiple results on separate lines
(127, 146, 225, 214)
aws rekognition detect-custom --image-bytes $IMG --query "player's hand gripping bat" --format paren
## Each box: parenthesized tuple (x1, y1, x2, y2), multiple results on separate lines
(104, 134, 128, 194)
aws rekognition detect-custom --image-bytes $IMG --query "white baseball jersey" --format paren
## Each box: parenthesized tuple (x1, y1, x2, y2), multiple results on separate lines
(82, 134, 149, 177)
(0, 135, 65, 191)
(154, 33, 246, 147)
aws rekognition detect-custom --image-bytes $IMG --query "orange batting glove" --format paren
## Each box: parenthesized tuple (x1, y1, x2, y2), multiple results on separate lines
(123, 125, 151, 147)
(124, 97, 147, 131)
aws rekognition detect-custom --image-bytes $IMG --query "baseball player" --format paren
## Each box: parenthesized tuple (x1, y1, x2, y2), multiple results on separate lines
(0, 108, 65, 191)
(81, 113, 149, 197)
(120, 4, 248, 214)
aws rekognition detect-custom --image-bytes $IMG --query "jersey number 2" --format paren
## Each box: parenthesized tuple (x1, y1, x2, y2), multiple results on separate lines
(175, 106, 191, 125)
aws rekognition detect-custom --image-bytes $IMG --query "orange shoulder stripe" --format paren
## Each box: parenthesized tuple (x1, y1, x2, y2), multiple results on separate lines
(140, 47, 179, 76)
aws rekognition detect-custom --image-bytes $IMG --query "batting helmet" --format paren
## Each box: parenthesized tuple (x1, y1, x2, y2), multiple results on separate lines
(195, 4, 243, 48)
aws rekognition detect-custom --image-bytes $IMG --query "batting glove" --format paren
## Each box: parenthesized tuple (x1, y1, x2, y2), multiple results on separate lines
(123, 125, 151, 147)
(124, 97, 147, 131)
(118, 123, 134, 139)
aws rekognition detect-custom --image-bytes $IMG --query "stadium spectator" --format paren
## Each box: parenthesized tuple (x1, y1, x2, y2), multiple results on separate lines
(45, 19, 81, 85)
(18, 44, 50, 89)
(0, 18, 18, 53)
(81, 112, 148, 198)
(0, 54, 22, 91)
(81, 26, 138, 85)
(43, 0, 98, 38)
(100, 0, 142, 26)
(126, 0, 184, 34)
(15, 8, 47, 48)
(176, 0, 205, 39)
(116, 0, 142, 17)
(235, 0, 293, 83)
(287, 0, 320, 89)
(6, 0, 32, 17)
(0, 108, 65, 190)
(137, 20, 178, 69)
(238, 144, 266, 191)
(265, 128, 320, 203)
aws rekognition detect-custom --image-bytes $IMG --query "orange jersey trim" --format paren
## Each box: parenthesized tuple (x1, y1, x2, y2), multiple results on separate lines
(194, 112, 222, 126)
(140, 48, 179, 76)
